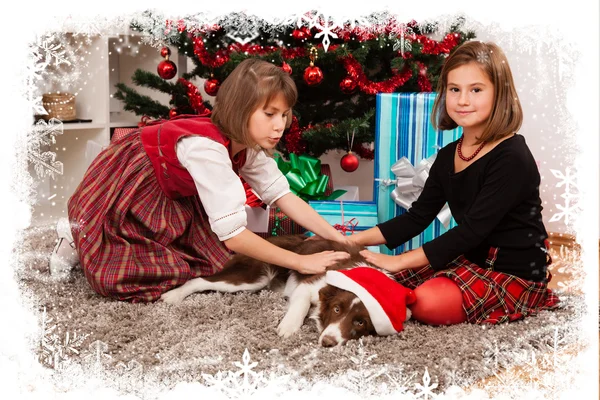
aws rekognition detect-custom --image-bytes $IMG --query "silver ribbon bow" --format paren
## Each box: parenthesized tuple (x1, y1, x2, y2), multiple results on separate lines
(376, 154, 452, 228)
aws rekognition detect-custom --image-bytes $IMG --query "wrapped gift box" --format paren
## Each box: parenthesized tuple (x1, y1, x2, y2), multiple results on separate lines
(307, 200, 378, 228)
(374, 92, 462, 254)
(306, 200, 380, 253)
(252, 163, 336, 238)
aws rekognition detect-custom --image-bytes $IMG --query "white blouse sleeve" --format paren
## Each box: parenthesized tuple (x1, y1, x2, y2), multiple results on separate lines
(176, 136, 247, 241)
(240, 148, 291, 205)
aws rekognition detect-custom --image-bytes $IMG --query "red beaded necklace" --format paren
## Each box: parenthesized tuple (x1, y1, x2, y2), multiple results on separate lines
(457, 136, 486, 162)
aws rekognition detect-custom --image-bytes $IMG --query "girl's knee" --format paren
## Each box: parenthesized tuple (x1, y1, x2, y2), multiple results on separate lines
(410, 277, 467, 325)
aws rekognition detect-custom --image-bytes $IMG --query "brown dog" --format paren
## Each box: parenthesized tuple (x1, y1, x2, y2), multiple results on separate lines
(160, 235, 399, 346)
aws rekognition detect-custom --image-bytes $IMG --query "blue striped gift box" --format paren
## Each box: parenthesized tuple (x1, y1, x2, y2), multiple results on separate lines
(373, 92, 462, 255)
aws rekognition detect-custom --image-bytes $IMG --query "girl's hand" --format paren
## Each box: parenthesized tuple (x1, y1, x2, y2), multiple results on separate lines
(294, 251, 350, 275)
(359, 249, 404, 273)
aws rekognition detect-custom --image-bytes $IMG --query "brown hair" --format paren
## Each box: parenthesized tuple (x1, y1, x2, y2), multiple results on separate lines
(211, 58, 298, 147)
(431, 41, 523, 144)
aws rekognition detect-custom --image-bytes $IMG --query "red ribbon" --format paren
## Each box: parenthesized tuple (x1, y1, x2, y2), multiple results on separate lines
(332, 200, 358, 236)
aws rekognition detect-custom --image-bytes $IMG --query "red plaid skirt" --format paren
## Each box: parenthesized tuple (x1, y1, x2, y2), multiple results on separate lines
(393, 246, 560, 324)
(67, 129, 232, 302)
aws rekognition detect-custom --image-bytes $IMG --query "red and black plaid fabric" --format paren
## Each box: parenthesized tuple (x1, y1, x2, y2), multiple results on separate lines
(393, 246, 560, 324)
(68, 128, 232, 303)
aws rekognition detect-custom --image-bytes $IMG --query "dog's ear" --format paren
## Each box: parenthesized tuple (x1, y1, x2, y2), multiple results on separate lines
(318, 285, 342, 303)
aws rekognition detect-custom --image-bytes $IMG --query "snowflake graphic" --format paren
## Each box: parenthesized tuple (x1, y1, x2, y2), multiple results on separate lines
(114, 359, 143, 381)
(413, 367, 439, 399)
(39, 307, 89, 370)
(549, 243, 584, 293)
(340, 338, 389, 395)
(298, 11, 340, 52)
(29, 33, 94, 115)
(385, 368, 418, 396)
(222, 13, 261, 45)
(202, 348, 294, 398)
(390, 25, 415, 54)
(548, 167, 581, 226)
(482, 338, 527, 371)
(477, 50, 490, 64)
(28, 119, 64, 180)
(32, 35, 71, 69)
(82, 339, 113, 370)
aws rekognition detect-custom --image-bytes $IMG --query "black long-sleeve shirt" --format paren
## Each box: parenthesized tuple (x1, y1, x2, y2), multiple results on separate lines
(377, 134, 549, 282)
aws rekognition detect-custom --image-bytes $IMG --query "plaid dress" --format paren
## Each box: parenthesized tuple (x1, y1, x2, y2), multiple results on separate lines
(393, 244, 560, 324)
(67, 128, 233, 302)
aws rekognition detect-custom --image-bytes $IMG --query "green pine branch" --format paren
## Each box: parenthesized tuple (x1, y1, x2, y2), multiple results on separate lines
(113, 83, 170, 118)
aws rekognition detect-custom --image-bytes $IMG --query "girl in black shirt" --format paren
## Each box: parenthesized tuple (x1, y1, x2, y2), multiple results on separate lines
(350, 41, 559, 326)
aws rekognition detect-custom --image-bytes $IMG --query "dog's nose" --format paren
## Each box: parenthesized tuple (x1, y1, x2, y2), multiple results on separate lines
(320, 335, 338, 347)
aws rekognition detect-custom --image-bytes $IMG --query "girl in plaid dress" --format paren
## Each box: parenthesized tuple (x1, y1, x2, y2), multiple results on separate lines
(50, 59, 350, 302)
(350, 41, 559, 325)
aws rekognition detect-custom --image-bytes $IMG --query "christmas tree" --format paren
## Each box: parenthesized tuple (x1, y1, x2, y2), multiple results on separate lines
(114, 12, 476, 161)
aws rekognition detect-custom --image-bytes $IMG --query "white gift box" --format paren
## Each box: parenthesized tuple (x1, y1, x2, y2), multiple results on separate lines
(245, 205, 271, 233)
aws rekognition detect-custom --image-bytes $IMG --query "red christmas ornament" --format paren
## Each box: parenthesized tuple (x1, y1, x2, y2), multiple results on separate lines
(204, 78, 220, 96)
(169, 108, 178, 119)
(341, 128, 360, 172)
(340, 76, 357, 94)
(292, 27, 312, 41)
(304, 66, 323, 86)
(303, 47, 323, 86)
(157, 60, 177, 80)
(340, 152, 359, 172)
(160, 47, 171, 58)
(281, 61, 293, 75)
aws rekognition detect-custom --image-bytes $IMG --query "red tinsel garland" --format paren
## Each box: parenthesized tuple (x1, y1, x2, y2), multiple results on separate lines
(283, 116, 307, 154)
(182, 19, 462, 69)
(416, 62, 432, 92)
(193, 36, 332, 67)
(352, 144, 374, 160)
(177, 78, 211, 116)
(193, 37, 231, 68)
(341, 55, 413, 95)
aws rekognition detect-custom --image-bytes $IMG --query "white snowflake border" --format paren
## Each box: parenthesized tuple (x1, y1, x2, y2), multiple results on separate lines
(548, 167, 581, 227)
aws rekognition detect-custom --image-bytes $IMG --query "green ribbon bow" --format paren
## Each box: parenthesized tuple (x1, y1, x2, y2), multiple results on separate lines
(274, 153, 346, 202)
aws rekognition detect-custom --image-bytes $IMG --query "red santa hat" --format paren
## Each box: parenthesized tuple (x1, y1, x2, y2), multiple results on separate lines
(325, 267, 417, 335)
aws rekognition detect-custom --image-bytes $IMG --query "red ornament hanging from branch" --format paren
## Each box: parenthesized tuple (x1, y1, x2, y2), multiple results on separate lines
(340, 76, 358, 94)
(303, 46, 323, 86)
(340, 129, 359, 172)
(157, 47, 177, 80)
(292, 26, 312, 41)
(281, 61, 293, 75)
(204, 74, 220, 97)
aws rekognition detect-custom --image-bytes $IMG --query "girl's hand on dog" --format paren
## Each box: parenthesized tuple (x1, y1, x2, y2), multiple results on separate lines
(295, 251, 351, 275)
(359, 250, 404, 273)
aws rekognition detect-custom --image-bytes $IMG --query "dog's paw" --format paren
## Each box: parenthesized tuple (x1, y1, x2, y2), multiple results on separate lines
(277, 316, 302, 338)
(160, 289, 186, 304)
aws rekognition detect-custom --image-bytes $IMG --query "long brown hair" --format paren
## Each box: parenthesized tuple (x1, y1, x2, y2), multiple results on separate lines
(211, 58, 297, 147)
(431, 41, 523, 144)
